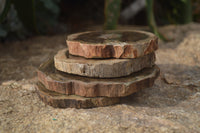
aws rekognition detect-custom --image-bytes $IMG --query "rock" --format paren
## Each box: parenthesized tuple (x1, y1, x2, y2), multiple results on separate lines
(1, 23, 200, 133)
(67, 30, 158, 59)
(1, 80, 16, 86)
(36, 82, 120, 108)
(22, 84, 36, 92)
(177, 33, 200, 66)
(163, 73, 181, 85)
(37, 58, 160, 97)
(54, 49, 156, 78)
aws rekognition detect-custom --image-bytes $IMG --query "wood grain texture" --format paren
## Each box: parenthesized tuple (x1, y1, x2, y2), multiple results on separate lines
(54, 49, 156, 78)
(67, 30, 158, 59)
(36, 82, 120, 108)
(38, 58, 160, 97)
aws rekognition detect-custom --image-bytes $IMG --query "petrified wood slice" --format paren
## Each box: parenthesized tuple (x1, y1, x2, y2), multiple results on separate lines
(54, 49, 156, 78)
(67, 30, 158, 59)
(36, 82, 120, 108)
(37, 58, 160, 97)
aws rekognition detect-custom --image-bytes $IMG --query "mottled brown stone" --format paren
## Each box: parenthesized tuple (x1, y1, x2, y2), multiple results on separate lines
(67, 30, 158, 59)
(36, 82, 120, 108)
(54, 49, 156, 78)
(37, 58, 160, 97)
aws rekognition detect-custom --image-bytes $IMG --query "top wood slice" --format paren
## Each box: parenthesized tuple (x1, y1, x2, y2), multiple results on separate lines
(67, 30, 158, 59)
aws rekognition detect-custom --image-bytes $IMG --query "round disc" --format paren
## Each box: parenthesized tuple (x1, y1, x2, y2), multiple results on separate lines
(36, 82, 120, 109)
(37, 58, 160, 97)
(67, 30, 158, 59)
(54, 49, 156, 78)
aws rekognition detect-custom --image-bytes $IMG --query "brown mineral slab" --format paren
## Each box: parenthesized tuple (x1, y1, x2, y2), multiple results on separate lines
(36, 82, 120, 108)
(38, 58, 160, 97)
(67, 30, 158, 59)
(54, 49, 156, 78)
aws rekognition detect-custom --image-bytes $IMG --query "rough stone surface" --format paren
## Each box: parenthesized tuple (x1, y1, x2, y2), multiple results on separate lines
(37, 82, 120, 108)
(1, 24, 200, 132)
(54, 49, 156, 78)
(38, 58, 159, 97)
(67, 30, 158, 58)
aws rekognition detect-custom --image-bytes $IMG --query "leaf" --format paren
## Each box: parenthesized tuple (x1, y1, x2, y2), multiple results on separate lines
(0, 25, 7, 37)
(12, 0, 37, 33)
(34, 0, 60, 34)
(39, 0, 60, 15)
(146, 0, 166, 40)
(155, 0, 192, 24)
(104, 0, 121, 30)
(182, 0, 192, 23)
(0, 0, 12, 23)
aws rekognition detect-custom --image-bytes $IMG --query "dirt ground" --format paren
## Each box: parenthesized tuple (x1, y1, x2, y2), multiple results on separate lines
(0, 23, 200, 133)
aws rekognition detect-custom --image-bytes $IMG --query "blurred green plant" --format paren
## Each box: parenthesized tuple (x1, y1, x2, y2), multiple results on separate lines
(35, 0, 60, 33)
(0, 4, 28, 39)
(0, 0, 193, 40)
(104, 0, 121, 30)
(153, 0, 192, 40)
(155, 0, 192, 25)
(0, 0, 60, 39)
(104, 0, 193, 40)
(192, 0, 200, 22)
(146, 0, 165, 40)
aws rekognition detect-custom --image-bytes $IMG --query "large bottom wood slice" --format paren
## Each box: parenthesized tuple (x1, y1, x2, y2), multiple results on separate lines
(37, 58, 160, 97)
(36, 82, 120, 108)
(54, 49, 155, 78)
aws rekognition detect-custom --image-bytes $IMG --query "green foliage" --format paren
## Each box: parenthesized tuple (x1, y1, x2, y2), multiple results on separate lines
(0, 5, 28, 39)
(146, 0, 192, 40)
(0, 0, 60, 39)
(0, 0, 193, 41)
(156, 0, 192, 24)
(146, 0, 166, 40)
(0, 0, 12, 23)
(39, 0, 60, 15)
(191, 0, 200, 22)
(182, 0, 192, 23)
(104, 0, 121, 30)
(104, 0, 192, 40)
(35, 0, 60, 34)
(12, 0, 37, 33)
(0, 26, 7, 37)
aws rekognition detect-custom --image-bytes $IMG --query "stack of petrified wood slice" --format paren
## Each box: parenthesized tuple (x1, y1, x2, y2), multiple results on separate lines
(37, 30, 160, 109)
